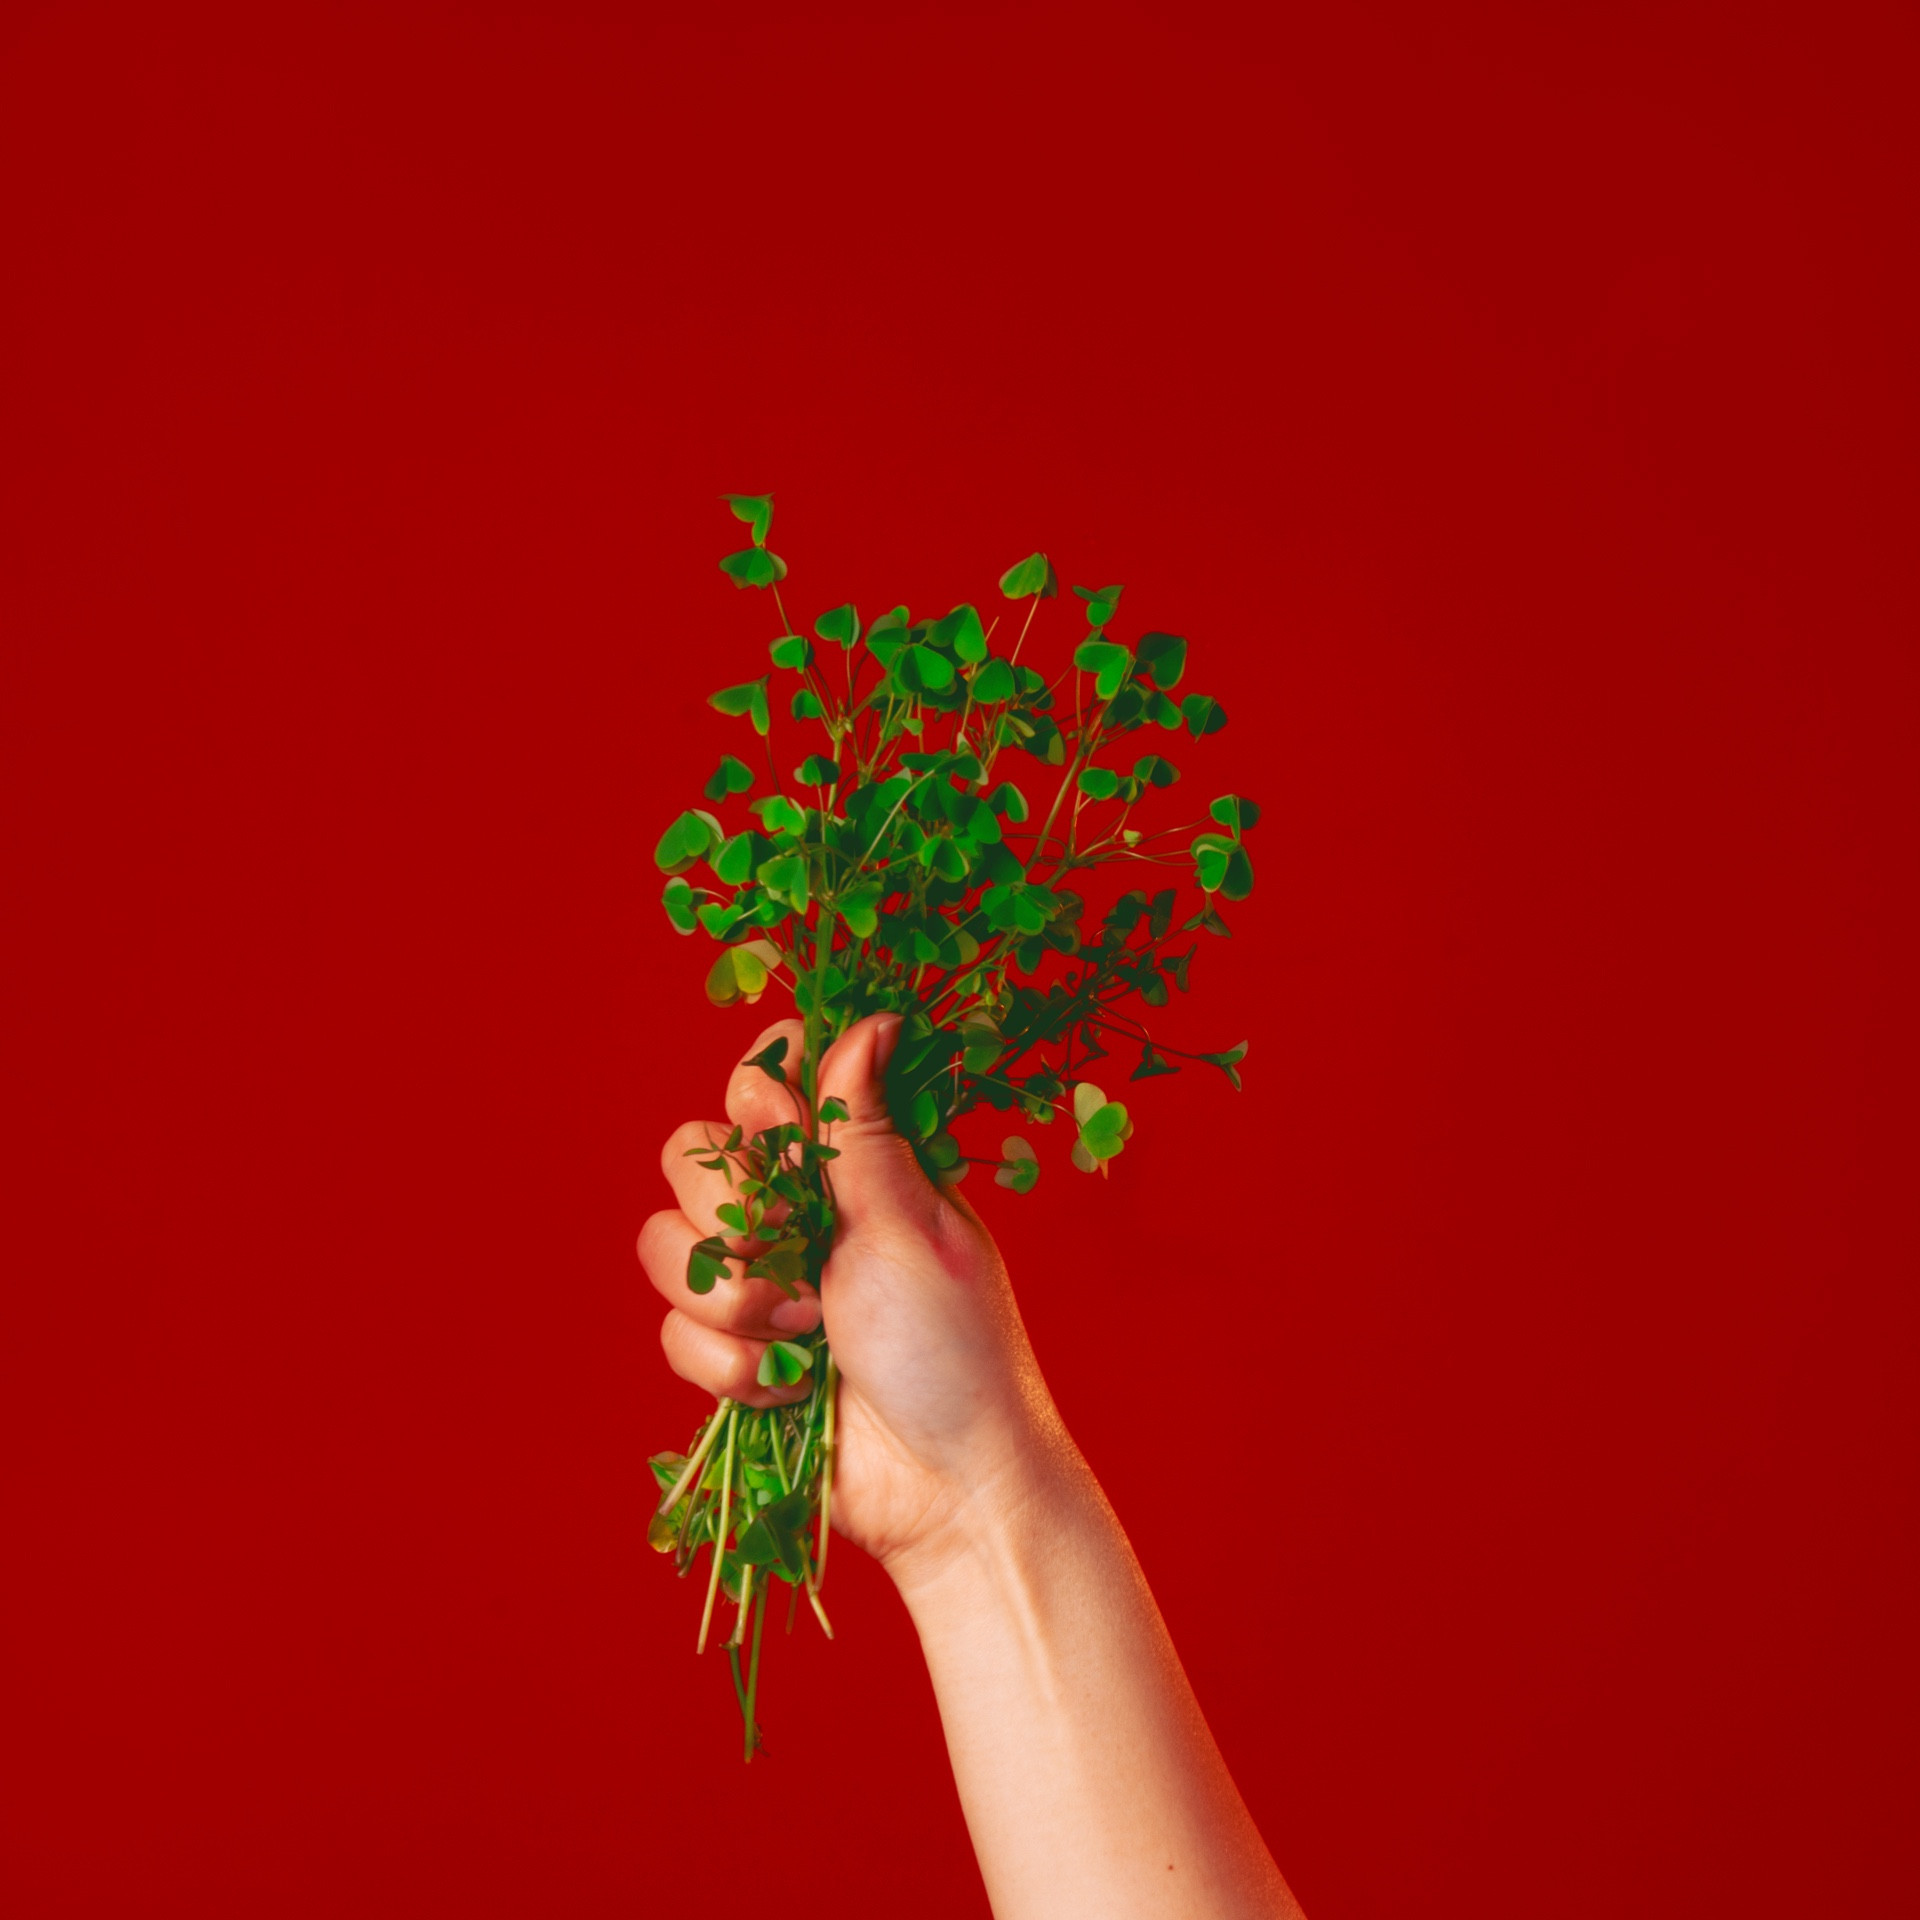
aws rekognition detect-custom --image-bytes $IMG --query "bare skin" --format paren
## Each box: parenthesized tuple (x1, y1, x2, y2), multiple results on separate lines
(639, 1011, 1305, 1920)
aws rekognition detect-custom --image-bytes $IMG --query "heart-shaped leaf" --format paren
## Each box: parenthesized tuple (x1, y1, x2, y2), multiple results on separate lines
(1208, 793, 1262, 833)
(1182, 693, 1227, 736)
(703, 754, 755, 801)
(998, 552, 1058, 599)
(719, 547, 787, 589)
(931, 603, 988, 662)
(1199, 1041, 1248, 1090)
(654, 810, 717, 873)
(710, 677, 771, 734)
(662, 876, 699, 933)
(971, 656, 1017, 704)
(721, 493, 773, 547)
(1073, 639, 1131, 698)
(814, 602, 860, 646)
(1135, 631, 1187, 690)
(687, 1235, 732, 1294)
(755, 1338, 815, 1388)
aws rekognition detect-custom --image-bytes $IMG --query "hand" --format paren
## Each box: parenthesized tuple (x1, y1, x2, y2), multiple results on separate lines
(637, 1012, 1076, 1584)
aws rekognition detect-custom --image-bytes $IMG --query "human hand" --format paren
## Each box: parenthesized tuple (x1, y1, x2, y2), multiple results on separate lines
(637, 1012, 1077, 1586)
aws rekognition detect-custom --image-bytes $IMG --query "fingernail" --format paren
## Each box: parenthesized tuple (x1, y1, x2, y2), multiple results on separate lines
(871, 1014, 903, 1081)
(770, 1297, 820, 1333)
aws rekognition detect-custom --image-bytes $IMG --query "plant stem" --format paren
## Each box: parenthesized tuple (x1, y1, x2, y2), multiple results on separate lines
(697, 1403, 739, 1655)
(816, 1350, 839, 1583)
(657, 1397, 731, 1519)
(731, 1563, 753, 1650)
(744, 1566, 768, 1760)
(769, 1406, 793, 1496)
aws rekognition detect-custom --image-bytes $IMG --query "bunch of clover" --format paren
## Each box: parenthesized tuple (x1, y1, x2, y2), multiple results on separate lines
(646, 495, 1257, 1759)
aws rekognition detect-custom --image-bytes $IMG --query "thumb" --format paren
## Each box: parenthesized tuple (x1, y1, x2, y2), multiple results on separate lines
(815, 1012, 941, 1236)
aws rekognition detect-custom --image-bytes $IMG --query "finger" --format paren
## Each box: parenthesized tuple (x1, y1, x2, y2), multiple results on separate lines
(725, 1018, 809, 1134)
(815, 1012, 945, 1235)
(659, 1307, 811, 1410)
(637, 1208, 823, 1339)
(660, 1119, 793, 1241)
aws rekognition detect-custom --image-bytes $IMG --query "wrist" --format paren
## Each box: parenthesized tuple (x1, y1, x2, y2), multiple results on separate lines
(878, 1416, 1106, 1611)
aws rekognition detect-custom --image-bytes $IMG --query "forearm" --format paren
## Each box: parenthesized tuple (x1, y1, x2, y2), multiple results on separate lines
(890, 1443, 1304, 1920)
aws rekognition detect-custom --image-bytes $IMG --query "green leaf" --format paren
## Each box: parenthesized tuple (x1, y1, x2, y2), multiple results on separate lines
(971, 656, 1017, 704)
(994, 1135, 1039, 1193)
(710, 677, 771, 735)
(814, 602, 860, 646)
(721, 492, 773, 547)
(1209, 793, 1262, 833)
(697, 901, 745, 940)
(1130, 1043, 1178, 1080)
(770, 633, 813, 670)
(791, 688, 825, 720)
(756, 850, 811, 911)
(1146, 689, 1184, 730)
(1182, 693, 1227, 736)
(1218, 843, 1253, 900)
(1132, 753, 1179, 788)
(1073, 638, 1131, 698)
(981, 881, 1051, 935)
(753, 794, 807, 834)
(1200, 1040, 1249, 1091)
(930, 603, 988, 663)
(897, 644, 955, 693)
(703, 754, 755, 801)
(749, 1487, 815, 1580)
(1073, 582, 1124, 628)
(661, 876, 699, 934)
(1078, 766, 1120, 800)
(793, 754, 839, 786)
(818, 1095, 850, 1125)
(792, 964, 848, 1018)
(1072, 1085, 1131, 1165)
(742, 1036, 790, 1084)
(986, 780, 1028, 822)
(654, 810, 718, 873)
(712, 830, 767, 885)
(1135, 631, 1187, 690)
(1181, 904, 1232, 937)
(920, 834, 970, 882)
(745, 1237, 808, 1293)
(755, 1339, 815, 1388)
(719, 547, 788, 589)
(838, 881, 883, 938)
(687, 1236, 731, 1295)
(705, 943, 775, 1007)
(910, 1088, 940, 1140)
(867, 606, 910, 652)
(998, 552, 1058, 599)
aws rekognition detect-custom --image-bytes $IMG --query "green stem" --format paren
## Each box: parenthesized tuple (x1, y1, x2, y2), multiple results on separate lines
(744, 1564, 768, 1760)
(697, 1404, 739, 1655)
(657, 1398, 730, 1519)
(816, 1351, 839, 1584)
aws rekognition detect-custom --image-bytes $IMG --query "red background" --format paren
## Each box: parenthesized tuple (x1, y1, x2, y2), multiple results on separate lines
(4, 2, 1915, 1914)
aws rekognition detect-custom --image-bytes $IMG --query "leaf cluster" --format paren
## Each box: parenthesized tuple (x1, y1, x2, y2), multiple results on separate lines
(658, 494, 1258, 1188)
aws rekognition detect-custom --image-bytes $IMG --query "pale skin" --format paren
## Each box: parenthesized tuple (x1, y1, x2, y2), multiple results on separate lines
(639, 1010, 1305, 1920)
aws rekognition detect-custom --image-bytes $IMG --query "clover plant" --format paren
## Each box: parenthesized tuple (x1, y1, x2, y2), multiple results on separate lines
(648, 495, 1255, 1757)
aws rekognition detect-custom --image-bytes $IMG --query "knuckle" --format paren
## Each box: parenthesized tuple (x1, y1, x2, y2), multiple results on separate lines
(660, 1121, 719, 1180)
